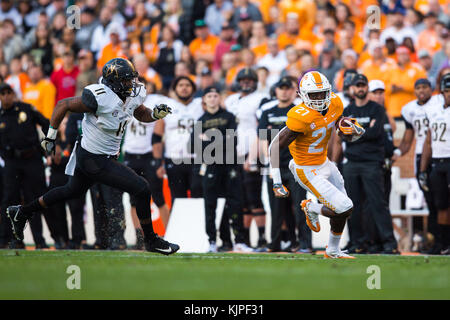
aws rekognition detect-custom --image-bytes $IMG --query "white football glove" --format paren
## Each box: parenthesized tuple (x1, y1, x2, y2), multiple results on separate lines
(152, 104, 172, 120)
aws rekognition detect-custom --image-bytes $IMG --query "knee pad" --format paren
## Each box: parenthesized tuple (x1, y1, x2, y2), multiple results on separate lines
(334, 196, 353, 215)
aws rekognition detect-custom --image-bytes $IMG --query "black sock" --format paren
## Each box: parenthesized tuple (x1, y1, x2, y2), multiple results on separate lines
(21, 199, 42, 216)
(244, 227, 250, 245)
(281, 229, 288, 242)
(258, 226, 266, 242)
(140, 221, 156, 241)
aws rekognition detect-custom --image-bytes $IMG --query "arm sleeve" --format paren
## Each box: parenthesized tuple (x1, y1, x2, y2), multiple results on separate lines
(81, 88, 98, 113)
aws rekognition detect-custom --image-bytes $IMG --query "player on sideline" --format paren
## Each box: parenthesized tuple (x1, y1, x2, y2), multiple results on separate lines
(7, 57, 180, 255)
(269, 71, 365, 259)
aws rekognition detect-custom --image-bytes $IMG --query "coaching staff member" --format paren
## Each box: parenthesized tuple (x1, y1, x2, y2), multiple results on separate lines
(420, 73, 450, 255)
(258, 77, 310, 252)
(191, 86, 248, 253)
(0, 82, 54, 249)
(331, 74, 398, 254)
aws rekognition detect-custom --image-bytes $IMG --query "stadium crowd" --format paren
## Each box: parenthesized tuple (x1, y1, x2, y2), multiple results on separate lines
(0, 0, 449, 255)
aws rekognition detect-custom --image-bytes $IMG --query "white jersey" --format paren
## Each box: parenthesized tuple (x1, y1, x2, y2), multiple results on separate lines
(401, 94, 442, 155)
(81, 83, 146, 155)
(123, 93, 164, 154)
(424, 95, 450, 159)
(225, 91, 269, 156)
(163, 97, 203, 159)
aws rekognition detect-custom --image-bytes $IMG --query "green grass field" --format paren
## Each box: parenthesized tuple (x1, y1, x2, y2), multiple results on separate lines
(0, 250, 449, 300)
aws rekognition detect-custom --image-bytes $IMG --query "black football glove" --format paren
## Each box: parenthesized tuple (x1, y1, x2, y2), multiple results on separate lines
(418, 172, 429, 192)
(152, 104, 172, 120)
(41, 137, 56, 156)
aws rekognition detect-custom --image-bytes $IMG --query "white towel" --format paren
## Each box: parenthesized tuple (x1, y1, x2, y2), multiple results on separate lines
(65, 141, 78, 176)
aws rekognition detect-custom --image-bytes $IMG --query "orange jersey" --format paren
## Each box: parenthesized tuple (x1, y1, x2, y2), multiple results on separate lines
(286, 93, 343, 166)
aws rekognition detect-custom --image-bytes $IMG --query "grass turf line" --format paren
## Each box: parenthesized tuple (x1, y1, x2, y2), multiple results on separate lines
(0, 250, 448, 299)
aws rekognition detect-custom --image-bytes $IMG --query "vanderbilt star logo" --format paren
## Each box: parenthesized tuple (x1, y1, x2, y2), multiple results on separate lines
(105, 62, 122, 78)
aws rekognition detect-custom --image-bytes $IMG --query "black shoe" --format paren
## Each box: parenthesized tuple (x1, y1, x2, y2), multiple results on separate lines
(218, 242, 233, 252)
(348, 246, 368, 254)
(81, 243, 95, 250)
(367, 244, 383, 254)
(254, 239, 269, 252)
(6, 205, 30, 241)
(9, 240, 25, 249)
(382, 245, 400, 254)
(421, 243, 443, 255)
(145, 234, 179, 255)
(440, 246, 450, 255)
(35, 243, 49, 250)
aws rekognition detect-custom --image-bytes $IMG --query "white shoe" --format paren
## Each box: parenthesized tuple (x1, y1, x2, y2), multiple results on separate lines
(233, 243, 254, 253)
(301, 199, 320, 232)
(324, 247, 355, 259)
(208, 242, 217, 253)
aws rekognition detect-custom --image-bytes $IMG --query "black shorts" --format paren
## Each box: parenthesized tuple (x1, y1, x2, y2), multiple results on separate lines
(429, 158, 450, 211)
(124, 152, 165, 207)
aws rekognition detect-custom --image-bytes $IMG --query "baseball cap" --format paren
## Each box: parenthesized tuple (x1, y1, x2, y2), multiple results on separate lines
(200, 66, 211, 76)
(351, 74, 368, 86)
(239, 12, 251, 21)
(0, 82, 13, 93)
(276, 76, 294, 89)
(418, 49, 431, 59)
(194, 19, 207, 28)
(202, 86, 220, 96)
(414, 78, 431, 88)
(369, 80, 385, 92)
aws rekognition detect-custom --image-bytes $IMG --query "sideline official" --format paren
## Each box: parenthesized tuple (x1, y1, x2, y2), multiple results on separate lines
(0, 83, 55, 248)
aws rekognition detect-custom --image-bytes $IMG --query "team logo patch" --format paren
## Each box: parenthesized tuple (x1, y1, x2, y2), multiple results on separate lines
(18, 111, 27, 124)
(310, 123, 316, 130)
(112, 110, 119, 117)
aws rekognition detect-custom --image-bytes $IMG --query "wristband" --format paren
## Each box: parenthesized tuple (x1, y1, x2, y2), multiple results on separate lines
(47, 127, 58, 140)
(393, 148, 402, 157)
(271, 167, 282, 185)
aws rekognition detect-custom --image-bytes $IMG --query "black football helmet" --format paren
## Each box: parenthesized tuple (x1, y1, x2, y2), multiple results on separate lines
(440, 72, 450, 92)
(102, 58, 140, 98)
(236, 67, 258, 93)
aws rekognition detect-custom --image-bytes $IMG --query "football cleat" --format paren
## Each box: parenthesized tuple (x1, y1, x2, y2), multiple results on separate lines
(273, 183, 290, 198)
(6, 205, 29, 241)
(145, 235, 180, 255)
(324, 247, 356, 259)
(233, 243, 254, 253)
(301, 200, 320, 232)
(208, 242, 218, 253)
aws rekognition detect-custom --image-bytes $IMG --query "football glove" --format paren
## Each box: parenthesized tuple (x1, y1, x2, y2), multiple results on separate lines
(273, 183, 290, 198)
(41, 137, 56, 156)
(418, 172, 429, 192)
(152, 104, 172, 120)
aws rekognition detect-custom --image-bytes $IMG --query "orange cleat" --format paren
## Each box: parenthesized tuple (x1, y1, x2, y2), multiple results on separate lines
(301, 199, 320, 232)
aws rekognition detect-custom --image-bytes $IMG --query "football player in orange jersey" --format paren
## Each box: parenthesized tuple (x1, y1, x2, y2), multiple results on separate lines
(269, 71, 364, 258)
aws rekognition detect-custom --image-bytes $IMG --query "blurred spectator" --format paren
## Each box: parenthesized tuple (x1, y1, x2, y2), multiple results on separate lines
(75, 49, 97, 96)
(0, 0, 22, 27)
(255, 65, 270, 95)
(37, 0, 65, 22)
(23, 63, 56, 119)
(417, 12, 441, 56)
(258, 36, 288, 86)
(318, 41, 342, 84)
(155, 25, 183, 91)
(195, 66, 217, 97)
(189, 19, 219, 64)
(29, 22, 53, 77)
(17, 0, 39, 35)
(96, 25, 127, 72)
(126, 1, 151, 41)
(50, 49, 79, 104)
(232, 0, 263, 27)
(0, 19, 24, 64)
(163, 0, 183, 35)
(205, 0, 234, 36)
(5, 56, 30, 99)
(104, 0, 126, 25)
(50, 11, 68, 41)
(386, 46, 427, 118)
(236, 12, 253, 48)
(134, 53, 162, 92)
(418, 49, 436, 87)
(281, 45, 302, 79)
(75, 7, 99, 51)
(334, 48, 358, 92)
(428, 0, 449, 25)
(380, 9, 417, 45)
(404, 8, 424, 34)
(249, 20, 268, 62)
(360, 39, 397, 85)
(62, 27, 80, 57)
(90, 7, 126, 59)
(180, 45, 195, 74)
(212, 22, 236, 73)
(430, 36, 450, 83)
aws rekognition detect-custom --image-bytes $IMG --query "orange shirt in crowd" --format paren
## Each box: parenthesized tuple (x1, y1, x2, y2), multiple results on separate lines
(279, 0, 317, 32)
(226, 63, 245, 86)
(143, 24, 160, 63)
(97, 43, 127, 71)
(385, 62, 427, 117)
(251, 41, 269, 61)
(23, 79, 56, 119)
(417, 29, 441, 56)
(143, 68, 163, 91)
(251, 0, 277, 24)
(189, 34, 220, 61)
(360, 57, 397, 85)
(414, 0, 446, 15)
(5, 72, 30, 99)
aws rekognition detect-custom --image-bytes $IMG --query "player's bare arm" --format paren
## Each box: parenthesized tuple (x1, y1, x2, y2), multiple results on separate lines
(393, 128, 414, 161)
(133, 104, 172, 123)
(418, 130, 432, 191)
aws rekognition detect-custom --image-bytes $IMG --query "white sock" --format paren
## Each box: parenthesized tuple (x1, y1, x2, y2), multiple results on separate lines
(328, 232, 341, 253)
(307, 202, 323, 215)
